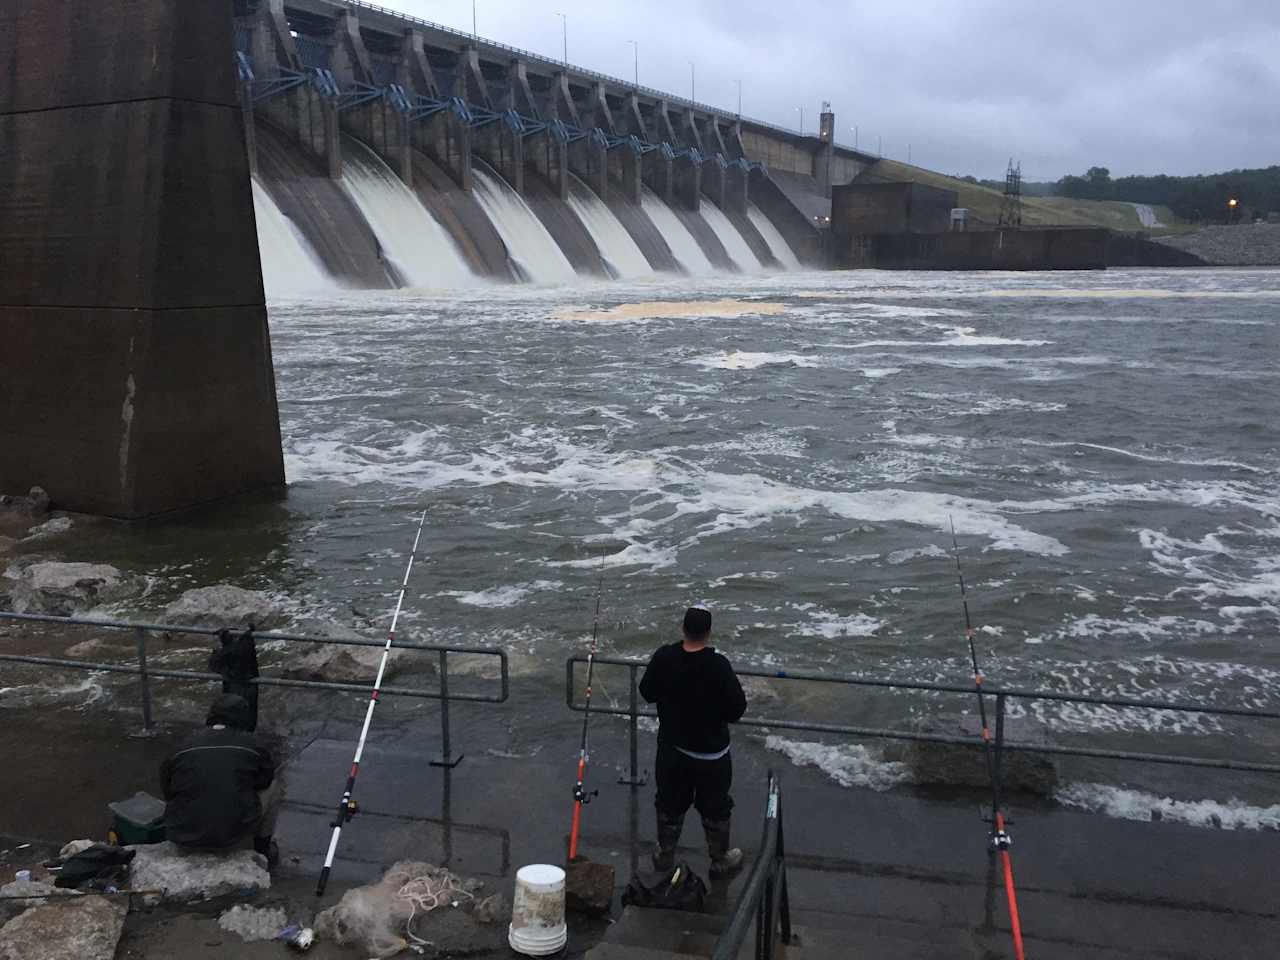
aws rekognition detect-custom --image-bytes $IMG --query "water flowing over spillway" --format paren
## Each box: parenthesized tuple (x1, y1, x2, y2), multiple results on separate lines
(747, 203, 801, 269)
(250, 179, 336, 296)
(640, 187, 715, 274)
(341, 138, 476, 288)
(700, 201, 764, 271)
(565, 178, 654, 279)
(472, 168, 578, 285)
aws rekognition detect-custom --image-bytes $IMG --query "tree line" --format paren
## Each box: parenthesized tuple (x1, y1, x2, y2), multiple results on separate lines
(1053, 165, 1280, 222)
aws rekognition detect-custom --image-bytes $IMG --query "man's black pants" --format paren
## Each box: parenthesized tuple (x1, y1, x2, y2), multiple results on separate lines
(654, 742, 734, 821)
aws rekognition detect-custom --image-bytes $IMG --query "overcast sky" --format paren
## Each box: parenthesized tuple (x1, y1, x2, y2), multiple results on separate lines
(369, 0, 1278, 180)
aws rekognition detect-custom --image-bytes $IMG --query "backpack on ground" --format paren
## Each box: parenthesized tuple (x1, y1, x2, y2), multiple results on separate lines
(621, 861, 707, 912)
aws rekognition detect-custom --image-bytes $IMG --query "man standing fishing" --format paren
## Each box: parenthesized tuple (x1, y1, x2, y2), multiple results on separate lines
(640, 606, 747, 876)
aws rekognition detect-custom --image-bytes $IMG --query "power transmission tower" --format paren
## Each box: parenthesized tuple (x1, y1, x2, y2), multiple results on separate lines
(998, 158, 1022, 228)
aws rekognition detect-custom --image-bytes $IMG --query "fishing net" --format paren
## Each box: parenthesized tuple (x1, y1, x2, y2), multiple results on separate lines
(314, 861, 481, 957)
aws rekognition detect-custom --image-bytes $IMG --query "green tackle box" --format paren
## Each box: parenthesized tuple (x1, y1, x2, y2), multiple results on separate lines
(107, 791, 167, 846)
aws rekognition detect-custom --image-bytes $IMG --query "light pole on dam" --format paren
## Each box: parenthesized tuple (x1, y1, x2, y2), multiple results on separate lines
(0, 0, 286, 518)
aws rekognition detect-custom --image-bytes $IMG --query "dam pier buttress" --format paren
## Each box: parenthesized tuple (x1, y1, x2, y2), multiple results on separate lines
(0, 0, 285, 518)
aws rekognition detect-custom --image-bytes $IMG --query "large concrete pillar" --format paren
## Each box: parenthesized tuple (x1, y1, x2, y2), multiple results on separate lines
(0, 0, 284, 517)
(621, 148, 642, 204)
(674, 157, 701, 210)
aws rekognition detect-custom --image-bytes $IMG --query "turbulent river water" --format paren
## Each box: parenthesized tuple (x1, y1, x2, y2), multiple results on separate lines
(19, 266, 1280, 821)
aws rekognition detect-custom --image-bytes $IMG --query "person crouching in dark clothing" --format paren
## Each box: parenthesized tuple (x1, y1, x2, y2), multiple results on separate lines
(640, 606, 747, 876)
(160, 694, 281, 867)
(209, 627, 260, 732)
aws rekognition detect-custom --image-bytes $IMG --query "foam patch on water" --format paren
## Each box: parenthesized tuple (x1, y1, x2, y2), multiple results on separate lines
(1024, 440, 1262, 473)
(689, 351, 821, 370)
(1056, 782, 1280, 831)
(1140, 523, 1280, 611)
(0, 676, 107, 709)
(554, 299, 785, 323)
(439, 580, 563, 608)
(764, 736, 910, 791)
(786, 604, 884, 639)
(887, 545, 949, 565)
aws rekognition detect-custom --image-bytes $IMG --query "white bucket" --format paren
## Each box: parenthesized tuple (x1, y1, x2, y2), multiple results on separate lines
(508, 863, 567, 956)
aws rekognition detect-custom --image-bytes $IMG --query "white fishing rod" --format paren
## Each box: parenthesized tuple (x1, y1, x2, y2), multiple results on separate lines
(316, 508, 429, 897)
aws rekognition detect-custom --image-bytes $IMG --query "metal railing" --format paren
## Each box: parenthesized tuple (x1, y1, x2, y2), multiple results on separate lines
(712, 771, 791, 960)
(0, 611, 508, 767)
(566, 655, 1280, 784)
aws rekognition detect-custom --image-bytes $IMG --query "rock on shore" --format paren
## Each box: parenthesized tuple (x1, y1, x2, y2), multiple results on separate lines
(3, 560, 137, 616)
(0, 895, 126, 960)
(162, 585, 288, 631)
(1154, 222, 1280, 265)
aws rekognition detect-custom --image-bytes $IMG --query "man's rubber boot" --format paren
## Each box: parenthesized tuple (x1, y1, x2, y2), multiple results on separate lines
(704, 818, 744, 877)
(253, 836, 280, 871)
(652, 812, 684, 872)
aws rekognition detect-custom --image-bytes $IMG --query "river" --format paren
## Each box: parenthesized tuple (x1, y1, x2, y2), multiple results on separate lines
(13, 266, 1280, 821)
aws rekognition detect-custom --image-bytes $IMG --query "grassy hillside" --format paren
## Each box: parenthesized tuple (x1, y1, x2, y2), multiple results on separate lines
(862, 159, 1182, 231)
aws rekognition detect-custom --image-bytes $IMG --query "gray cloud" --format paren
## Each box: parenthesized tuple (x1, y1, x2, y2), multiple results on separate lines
(374, 0, 1280, 178)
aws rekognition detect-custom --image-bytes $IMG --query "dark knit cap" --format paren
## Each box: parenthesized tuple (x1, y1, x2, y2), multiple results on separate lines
(682, 606, 712, 639)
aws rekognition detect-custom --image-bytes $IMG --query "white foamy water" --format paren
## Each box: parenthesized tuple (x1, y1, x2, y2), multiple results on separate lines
(565, 178, 653, 280)
(340, 138, 476, 288)
(439, 580, 563, 608)
(746, 203, 801, 269)
(640, 187, 714, 274)
(698, 202, 763, 271)
(689, 351, 820, 370)
(1056, 782, 1280, 831)
(250, 179, 335, 296)
(764, 736, 910, 791)
(472, 168, 578, 285)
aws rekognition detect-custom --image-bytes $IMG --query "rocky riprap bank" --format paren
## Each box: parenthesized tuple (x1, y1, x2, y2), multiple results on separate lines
(1154, 222, 1280, 266)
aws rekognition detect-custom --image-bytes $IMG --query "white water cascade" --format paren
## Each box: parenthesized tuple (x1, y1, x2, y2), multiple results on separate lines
(565, 178, 653, 279)
(341, 139, 476, 288)
(747, 203, 801, 269)
(639, 187, 714, 274)
(472, 167, 578, 285)
(250, 180, 335, 296)
(699, 202, 763, 271)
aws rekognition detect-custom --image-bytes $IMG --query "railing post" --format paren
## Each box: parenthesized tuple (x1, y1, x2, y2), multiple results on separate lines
(132, 626, 155, 738)
(430, 649, 463, 768)
(618, 663, 648, 786)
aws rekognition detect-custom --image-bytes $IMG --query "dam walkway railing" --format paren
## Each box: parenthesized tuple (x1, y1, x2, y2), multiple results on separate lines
(565, 654, 1280, 785)
(0, 610, 507, 768)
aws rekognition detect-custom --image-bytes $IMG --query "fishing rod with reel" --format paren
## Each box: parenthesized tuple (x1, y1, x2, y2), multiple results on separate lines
(567, 554, 607, 862)
(950, 517, 1026, 960)
(316, 508, 429, 897)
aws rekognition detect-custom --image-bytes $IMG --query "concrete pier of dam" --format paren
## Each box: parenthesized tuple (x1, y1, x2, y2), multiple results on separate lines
(0, 0, 285, 519)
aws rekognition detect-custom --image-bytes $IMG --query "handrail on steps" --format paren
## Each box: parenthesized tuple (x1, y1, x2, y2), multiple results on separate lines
(712, 771, 791, 960)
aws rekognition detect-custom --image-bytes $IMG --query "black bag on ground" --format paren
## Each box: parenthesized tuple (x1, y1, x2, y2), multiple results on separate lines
(54, 844, 136, 889)
(621, 862, 707, 912)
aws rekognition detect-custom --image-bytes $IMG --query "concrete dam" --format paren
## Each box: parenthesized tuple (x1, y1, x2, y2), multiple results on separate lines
(235, 0, 874, 291)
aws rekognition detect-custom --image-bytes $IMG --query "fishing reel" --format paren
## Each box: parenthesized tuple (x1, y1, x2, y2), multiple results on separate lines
(331, 798, 360, 828)
(574, 785, 600, 805)
(990, 829, 1012, 852)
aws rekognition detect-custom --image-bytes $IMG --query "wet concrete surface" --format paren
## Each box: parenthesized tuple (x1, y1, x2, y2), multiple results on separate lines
(1, 650, 1278, 958)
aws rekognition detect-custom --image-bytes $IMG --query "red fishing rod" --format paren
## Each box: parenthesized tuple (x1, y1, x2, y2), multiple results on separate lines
(317, 509, 429, 897)
(950, 518, 1026, 960)
(567, 557, 606, 861)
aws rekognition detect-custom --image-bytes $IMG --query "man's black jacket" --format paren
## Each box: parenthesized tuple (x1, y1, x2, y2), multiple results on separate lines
(639, 642, 747, 754)
(160, 694, 274, 848)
